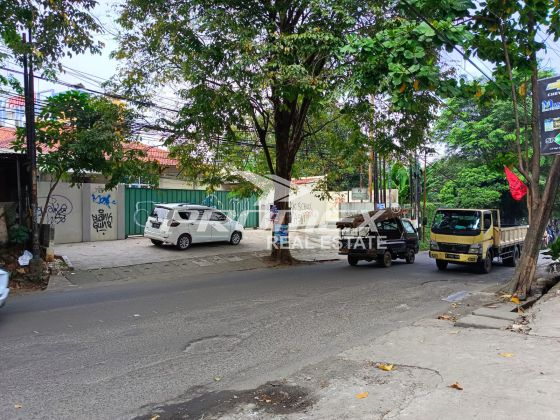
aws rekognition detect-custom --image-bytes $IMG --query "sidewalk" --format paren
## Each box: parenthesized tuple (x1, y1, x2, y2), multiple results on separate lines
(51, 228, 343, 288)
(222, 281, 560, 419)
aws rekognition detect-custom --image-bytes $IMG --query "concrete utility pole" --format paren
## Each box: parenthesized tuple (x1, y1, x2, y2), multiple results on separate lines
(22, 31, 42, 279)
(422, 151, 427, 241)
(368, 148, 373, 203)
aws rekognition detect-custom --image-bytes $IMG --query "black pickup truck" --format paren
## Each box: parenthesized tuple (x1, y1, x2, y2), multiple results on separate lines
(337, 209, 419, 267)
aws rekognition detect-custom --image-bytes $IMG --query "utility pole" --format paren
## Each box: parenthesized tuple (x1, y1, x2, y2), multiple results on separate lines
(422, 151, 427, 241)
(368, 95, 375, 204)
(22, 31, 42, 278)
(368, 148, 373, 203)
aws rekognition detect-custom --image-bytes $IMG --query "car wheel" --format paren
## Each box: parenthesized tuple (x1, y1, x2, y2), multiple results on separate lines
(151, 239, 163, 247)
(378, 250, 392, 268)
(348, 256, 359, 266)
(436, 259, 448, 270)
(230, 231, 242, 245)
(478, 250, 493, 274)
(405, 249, 415, 264)
(176, 234, 192, 250)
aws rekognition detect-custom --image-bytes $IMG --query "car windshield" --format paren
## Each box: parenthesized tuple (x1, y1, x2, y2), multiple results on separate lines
(150, 206, 171, 220)
(432, 210, 481, 236)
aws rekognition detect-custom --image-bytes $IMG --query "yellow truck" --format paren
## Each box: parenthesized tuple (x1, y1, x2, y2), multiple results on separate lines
(429, 209, 528, 274)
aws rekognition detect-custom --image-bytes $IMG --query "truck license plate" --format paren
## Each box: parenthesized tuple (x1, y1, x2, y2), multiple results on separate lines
(445, 253, 460, 260)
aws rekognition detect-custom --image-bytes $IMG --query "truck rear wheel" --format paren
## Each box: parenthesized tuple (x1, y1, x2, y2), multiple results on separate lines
(504, 247, 519, 267)
(378, 250, 392, 268)
(478, 250, 493, 274)
(348, 256, 359, 266)
(436, 259, 448, 270)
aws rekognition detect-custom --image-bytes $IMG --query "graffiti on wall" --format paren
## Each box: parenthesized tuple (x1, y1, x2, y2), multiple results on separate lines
(91, 193, 117, 208)
(92, 209, 113, 233)
(38, 195, 74, 225)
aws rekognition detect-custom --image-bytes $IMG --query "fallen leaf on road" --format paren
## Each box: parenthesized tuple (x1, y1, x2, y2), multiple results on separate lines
(499, 352, 514, 358)
(150, 415, 160, 420)
(449, 382, 463, 391)
(449, 330, 460, 334)
(376, 363, 394, 371)
(510, 296, 520, 304)
(500, 294, 512, 299)
(517, 307, 524, 314)
(14, 404, 22, 409)
(213, 376, 222, 382)
(438, 314, 456, 321)
(355, 392, 369, 399)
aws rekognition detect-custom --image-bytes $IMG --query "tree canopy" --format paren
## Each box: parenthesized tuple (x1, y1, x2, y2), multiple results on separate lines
(0, 0, 102, 69)
(13, 90, 160, 224)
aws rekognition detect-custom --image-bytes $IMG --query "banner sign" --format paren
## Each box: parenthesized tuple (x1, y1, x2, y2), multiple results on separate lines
(539, 75, 560, 155)
(351, 188, 369, 201)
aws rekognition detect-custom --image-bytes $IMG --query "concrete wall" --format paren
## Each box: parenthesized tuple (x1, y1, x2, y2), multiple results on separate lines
(257, 186, 400, 229)
(38, 182, 125, 244)
(38, 182, 83, 244)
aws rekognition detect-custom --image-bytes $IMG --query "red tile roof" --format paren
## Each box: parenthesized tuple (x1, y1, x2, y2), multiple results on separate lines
(0, 127, 177, 166)
(124, 142, 178, 167)
(0, 127, 17, 150)
(292, 176, 324, 185)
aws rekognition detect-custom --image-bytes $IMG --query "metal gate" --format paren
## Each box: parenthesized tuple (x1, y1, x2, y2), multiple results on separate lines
(125, 187, 260, 236)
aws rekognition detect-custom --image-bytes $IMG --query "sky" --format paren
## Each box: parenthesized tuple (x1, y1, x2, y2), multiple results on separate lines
(1, 0, 560, 140)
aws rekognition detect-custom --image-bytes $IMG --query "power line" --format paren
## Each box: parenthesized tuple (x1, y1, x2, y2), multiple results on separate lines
(0, 65, 180, 114)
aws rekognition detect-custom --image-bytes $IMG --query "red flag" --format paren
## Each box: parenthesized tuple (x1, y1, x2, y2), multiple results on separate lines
(504, 166, 527, 201)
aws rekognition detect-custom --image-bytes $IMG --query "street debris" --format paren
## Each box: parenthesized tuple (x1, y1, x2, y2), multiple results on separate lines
(214, 376, 222, 382)
(376, 363, 395, 371)
(14, 403, 22, 409)
(437, 313, 457, 322)
(18, 250, 33, 266)
(510, 296, 521, 304)
(150, 415, 160, 420)
(499, 352, 514, 358)
(355, 391, 369, 399)
(449, 382, 463, 391)
(443, 291, 469, 302)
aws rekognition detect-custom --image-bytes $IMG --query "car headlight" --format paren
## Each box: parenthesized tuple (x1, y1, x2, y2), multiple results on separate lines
(468, 244, 482, 254)
(430, 240, 439, 250)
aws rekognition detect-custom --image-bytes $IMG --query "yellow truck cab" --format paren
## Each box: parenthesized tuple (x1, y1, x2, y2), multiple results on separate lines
(429, 209, 528, 274)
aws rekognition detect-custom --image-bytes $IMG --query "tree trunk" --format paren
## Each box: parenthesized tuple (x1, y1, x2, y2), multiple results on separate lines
(270, 107, 295, 263)
(40, 177, 60, 227)
(507, 155, 560, 296)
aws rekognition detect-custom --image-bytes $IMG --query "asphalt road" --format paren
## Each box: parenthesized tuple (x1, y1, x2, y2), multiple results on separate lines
(0, 253, 514, 419)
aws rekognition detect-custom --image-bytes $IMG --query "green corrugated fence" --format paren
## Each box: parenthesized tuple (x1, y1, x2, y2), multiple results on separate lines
(125, 187, 260, 236)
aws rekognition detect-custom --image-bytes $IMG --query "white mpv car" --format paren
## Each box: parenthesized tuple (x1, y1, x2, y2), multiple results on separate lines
(0, 268, 9, 309)
(144, 204, 244, 250)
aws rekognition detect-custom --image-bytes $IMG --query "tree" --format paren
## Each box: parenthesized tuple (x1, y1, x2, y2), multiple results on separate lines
(115, 0, 389, 262)
(115, 0, 469, 261)
(464, 0, 560, 297)
(13, 90, 160, 226)
(429, 90, 526, 216)
(0, 0, 102, 70)
(409, 0, 560, 296)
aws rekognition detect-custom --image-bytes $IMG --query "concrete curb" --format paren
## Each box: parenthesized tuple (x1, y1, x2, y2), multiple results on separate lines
(46, 274, 76, 291)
